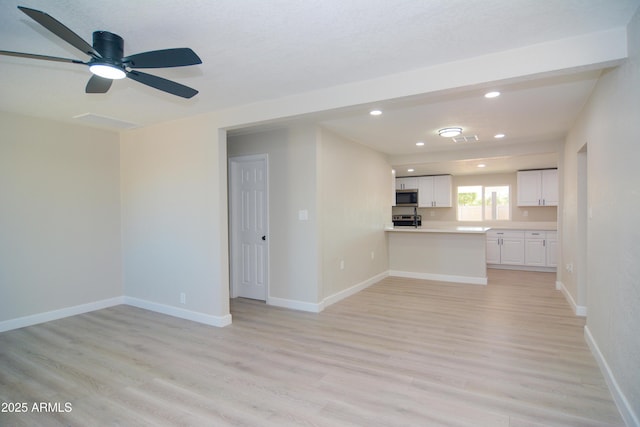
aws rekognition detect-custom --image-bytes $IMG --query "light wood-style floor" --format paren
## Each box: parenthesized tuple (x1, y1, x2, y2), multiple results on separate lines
(0, 270, 623, 426)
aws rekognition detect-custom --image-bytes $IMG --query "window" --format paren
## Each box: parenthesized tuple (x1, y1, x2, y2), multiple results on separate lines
(457, 185, 510, 221)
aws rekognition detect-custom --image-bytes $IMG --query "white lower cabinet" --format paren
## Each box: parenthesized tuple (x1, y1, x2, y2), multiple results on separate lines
(524, 231, 546, 266)
(545, 231, 558, 267)
(486, 230, 525, 265)
(487, 229, 557, 269)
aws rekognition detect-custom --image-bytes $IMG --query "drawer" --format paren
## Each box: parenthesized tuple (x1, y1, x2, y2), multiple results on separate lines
(487, 230, 525, 239)
(525, 231, 546, 239)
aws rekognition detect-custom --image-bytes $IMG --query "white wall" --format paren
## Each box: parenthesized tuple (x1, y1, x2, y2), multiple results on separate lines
(120, 115, 230, 325)
(560, 8, 640, 425)
(227, 125, 391, 308)
(0, 112, 122, 324)
(227, 126, 320, 304)
(318, 127, 391, 300)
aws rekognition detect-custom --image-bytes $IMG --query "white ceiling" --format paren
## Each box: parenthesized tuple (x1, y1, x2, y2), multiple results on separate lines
(1, 0, 639, 175)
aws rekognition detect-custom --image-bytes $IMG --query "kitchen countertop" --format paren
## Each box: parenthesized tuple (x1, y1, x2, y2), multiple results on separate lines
(386, 226, 491, 234)
(388, 221, 556, 231)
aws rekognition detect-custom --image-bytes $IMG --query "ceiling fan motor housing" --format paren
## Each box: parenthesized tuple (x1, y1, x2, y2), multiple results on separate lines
(93, 31, 123, 64)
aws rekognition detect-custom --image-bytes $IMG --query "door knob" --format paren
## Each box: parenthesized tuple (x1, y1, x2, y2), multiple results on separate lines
(262, 235, 266, 241)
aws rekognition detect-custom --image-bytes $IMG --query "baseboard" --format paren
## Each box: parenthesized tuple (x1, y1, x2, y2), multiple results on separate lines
(123, 297, 232, 327)
(267, 296, 322, 313)
(268, 271, 389, 313)
(556, 280, 587, 316)
(0, 296, 124, 333)
(321, 271, 388, 309)
(389, 270, 487, 285)
(488, 264, 556, 273)
(585, 326, 639, 427)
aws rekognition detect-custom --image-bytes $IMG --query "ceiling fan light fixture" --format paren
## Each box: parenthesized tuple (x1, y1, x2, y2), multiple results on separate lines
(438, 127, 462, 138)
(89, 63, 126, 80)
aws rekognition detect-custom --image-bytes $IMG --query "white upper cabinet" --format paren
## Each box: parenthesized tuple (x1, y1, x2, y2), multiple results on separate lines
(396, 177, 419, 190)
(418, 175, 452, 207)
(517, 169, 558, 206)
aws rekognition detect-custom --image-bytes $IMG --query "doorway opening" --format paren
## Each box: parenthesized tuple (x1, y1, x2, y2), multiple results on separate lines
(576, 144, 588, 315)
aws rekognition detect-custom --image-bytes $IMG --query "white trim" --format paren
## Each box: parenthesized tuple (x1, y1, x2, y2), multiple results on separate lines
(585, 326, 639, 427)
(0, 297, 124, 333)
(267, 296, 322, 313)
(389, 270, 487, 285)
(123, 297, 232, 327)
(267, 272, 389, 313)
(556, 280, 587, 316)
(488, 264, 556, 273)
(321, 271, 388, 309)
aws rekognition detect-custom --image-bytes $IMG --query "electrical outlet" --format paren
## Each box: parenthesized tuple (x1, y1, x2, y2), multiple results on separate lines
(566, 263, 573, 273)
(523, 210, 529, 217)
(180, 292, 186, 304)
(340, 260, 345, 270)
(430, 211, 435, 217)
(371, 251, 375, 260)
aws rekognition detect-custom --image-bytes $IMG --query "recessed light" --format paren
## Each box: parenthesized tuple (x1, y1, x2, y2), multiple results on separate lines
(369, 109, 382, 116)
(438, 127, 462, 138)
(484, 91, 500, 98)
(477, 164, 486, 168)
(494, 133, 505, 139)
(407, 168, 415, 172)
(416, 141, 425, 146)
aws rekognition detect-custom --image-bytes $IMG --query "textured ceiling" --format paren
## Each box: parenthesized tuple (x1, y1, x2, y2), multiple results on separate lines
(1, 0, 639, 174)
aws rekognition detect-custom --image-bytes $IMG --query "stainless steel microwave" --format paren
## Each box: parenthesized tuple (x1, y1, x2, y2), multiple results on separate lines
(396, 189, 418, 206)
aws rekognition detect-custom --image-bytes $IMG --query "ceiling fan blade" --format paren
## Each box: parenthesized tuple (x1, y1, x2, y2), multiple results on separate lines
(17, 6, 98, 57)
(126, 70, 198, 99)
(86, 75, 113, 94)
(123, 48, 202, 69)
(0, 50, 86, 64)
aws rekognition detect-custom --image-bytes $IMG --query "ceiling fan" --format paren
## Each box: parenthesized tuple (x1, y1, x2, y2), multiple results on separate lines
(0, 6, 202, 98)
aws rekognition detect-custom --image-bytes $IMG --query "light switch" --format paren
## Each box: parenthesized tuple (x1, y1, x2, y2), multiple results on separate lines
(298, 209, 309, 221)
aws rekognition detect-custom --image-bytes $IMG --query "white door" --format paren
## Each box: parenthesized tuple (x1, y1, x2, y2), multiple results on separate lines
(541, 169, 559, 206)
(517, 170, 542, 206)
(229, 155, 268, 301)
(486, 235, 501, 264)
(433, 175, 452, 207)
(525, 238, 546, 266)
(501, 236, 525, 265)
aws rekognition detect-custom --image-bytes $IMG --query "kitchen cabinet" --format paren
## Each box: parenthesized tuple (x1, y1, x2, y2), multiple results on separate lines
(517, 169, 558, 206)
(524, 231, 546, 266)
(486, 230, 525, 265)
(396, 177, 419, 190)
(545, 231, 558, 267)
(488, 229, 557, 269)
(418, 175, 452, 207)
(524, 231, 557, 267)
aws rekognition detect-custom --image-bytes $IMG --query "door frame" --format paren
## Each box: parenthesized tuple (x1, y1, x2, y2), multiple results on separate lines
(228, 154, 269, 300)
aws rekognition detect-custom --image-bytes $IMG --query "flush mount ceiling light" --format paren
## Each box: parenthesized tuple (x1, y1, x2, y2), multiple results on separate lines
(89, 63, 126, 79)
(438, 127, 462, 138)
(494, 133, 506, 139)
(416, 141, 425, 146)
(407, 168, 415, 172)
(369, 109, 382, 116)
(477, 164, 486, 168)
(484, 91, 500, 98)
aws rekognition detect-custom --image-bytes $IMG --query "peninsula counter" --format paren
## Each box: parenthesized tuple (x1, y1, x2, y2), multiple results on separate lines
(386, 226, 490, 285)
